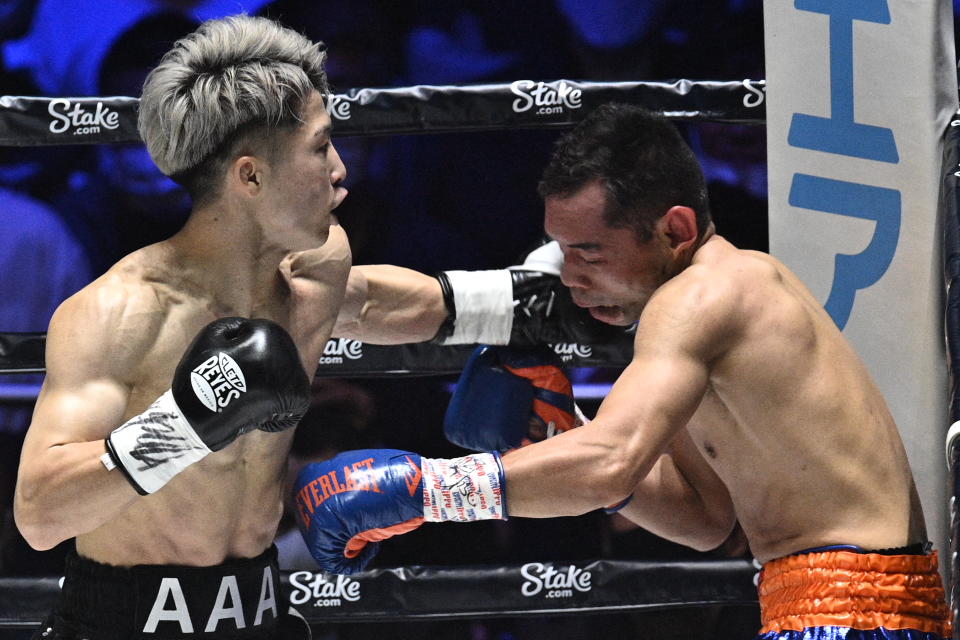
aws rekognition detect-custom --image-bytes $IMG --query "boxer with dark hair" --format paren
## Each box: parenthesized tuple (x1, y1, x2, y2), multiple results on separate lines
(301, 104, 951, 640)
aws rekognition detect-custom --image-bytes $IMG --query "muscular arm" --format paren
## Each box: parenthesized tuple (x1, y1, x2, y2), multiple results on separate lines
(618, 429, 736, 552)
(501, 270, 738, 521)
(15, 287, 150, 550)
(332, 264, 447, 344)
(332, 238, 612, 347)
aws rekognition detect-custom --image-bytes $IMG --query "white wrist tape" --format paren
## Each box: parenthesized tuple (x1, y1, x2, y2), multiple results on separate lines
(421, 453, 507, 522)
(106, 390, 212, 494)
(441, 270, 513, 345)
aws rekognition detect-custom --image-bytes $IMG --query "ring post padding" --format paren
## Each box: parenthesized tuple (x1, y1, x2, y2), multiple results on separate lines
(765, 0, 957, 609)
(945, 112, 960, 634)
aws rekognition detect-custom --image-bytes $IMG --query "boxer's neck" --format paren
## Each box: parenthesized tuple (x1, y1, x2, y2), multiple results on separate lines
(164, 202, 301, 316)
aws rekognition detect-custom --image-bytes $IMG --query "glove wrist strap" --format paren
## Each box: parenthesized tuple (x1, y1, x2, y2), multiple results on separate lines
(434, 270, 513, 345)
(421, 452, 508, 522)
(106, 390, 212, 494)
(604, 495, 633, 514)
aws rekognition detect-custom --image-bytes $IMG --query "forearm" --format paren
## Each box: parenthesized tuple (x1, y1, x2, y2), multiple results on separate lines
(333, 265, 447, 344)
(15, 440, 138, 550)
(500, 424, 643, 518)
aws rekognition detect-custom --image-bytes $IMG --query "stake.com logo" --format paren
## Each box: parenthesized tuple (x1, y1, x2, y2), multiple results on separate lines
(510, 80, 583, 116)
(520, 563, 592, 599)
(48, 99, 120, 135)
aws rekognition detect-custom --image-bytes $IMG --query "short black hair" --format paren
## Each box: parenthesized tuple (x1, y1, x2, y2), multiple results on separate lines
(538, 103, 711, 241)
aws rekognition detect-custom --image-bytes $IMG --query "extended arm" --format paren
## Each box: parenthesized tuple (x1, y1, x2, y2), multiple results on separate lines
(291, 329, 718, 575)
(293, 270, 745, 574)
(332, 264, 447, 344)
(501, 274, 736, 519)
(332, 241, 626, 346)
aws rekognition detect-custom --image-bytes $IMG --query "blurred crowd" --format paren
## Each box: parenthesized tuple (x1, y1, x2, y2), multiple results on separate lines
(0, 0, 771, 637)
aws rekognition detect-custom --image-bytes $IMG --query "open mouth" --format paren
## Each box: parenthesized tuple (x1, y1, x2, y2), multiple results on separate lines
(588, 304, 617, 314)
(586, 304, 624, 324)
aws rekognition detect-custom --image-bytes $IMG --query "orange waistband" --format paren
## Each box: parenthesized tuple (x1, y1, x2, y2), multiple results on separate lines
(758, 549, 951, 637)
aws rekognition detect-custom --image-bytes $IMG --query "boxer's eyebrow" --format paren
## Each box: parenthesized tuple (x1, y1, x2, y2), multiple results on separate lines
(313, 125, 332, 139)
(569, 242, 602, 251)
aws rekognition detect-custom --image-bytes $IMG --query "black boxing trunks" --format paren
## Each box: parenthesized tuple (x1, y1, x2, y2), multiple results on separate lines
(32, 545, 310, 640)
(755, 544, 951, 640)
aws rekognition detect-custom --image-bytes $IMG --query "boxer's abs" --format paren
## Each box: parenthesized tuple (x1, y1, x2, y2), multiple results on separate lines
(78, 429, 292, 566)
(80, 287, 294, 567)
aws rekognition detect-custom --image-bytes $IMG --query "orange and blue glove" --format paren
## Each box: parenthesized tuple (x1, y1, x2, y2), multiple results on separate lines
(443, 345, 576, 452)
(443, 345, 631, 514)
(294, 449, 507, 574)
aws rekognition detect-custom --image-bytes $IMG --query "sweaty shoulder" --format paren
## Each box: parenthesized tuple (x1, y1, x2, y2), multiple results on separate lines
(46, 252, 170, 388)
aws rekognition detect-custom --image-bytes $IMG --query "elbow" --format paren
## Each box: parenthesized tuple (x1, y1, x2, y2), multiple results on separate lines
(15, 513, 64, 552)
(596, 452, 645, 508)
(687, 508, 738, 553)
(687, 529, 732, 553)
(14, 489, 69, 551)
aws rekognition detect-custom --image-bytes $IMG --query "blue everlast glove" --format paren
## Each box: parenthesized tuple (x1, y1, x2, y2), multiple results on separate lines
(294, 449, 507, 574)
(444, 345, 576, 452)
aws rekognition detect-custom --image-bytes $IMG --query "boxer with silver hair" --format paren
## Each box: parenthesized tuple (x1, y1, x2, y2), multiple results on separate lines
(16, 15, 343, 639)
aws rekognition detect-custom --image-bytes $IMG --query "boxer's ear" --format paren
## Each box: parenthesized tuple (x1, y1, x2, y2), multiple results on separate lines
(661, 206, 698, 251)
(236, 157, 262, 195)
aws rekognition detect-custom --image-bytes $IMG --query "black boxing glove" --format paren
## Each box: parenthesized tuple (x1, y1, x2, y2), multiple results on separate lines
(430, 241, 624, 346)
(103, 317, 310, 495)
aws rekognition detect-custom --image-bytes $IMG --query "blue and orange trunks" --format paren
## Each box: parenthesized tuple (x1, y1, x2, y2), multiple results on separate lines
(755, 548, 951, 640)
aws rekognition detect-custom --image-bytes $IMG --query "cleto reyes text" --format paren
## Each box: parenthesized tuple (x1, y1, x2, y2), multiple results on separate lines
(190, 353, 246, 412)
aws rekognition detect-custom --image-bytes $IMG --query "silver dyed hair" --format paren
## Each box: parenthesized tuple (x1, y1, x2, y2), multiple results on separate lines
(138, 14, 327, 178)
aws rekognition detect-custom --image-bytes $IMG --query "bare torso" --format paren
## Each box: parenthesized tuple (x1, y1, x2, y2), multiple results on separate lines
(25, 219, 352, 566)
(682, 239, 923, 561)
(67, 244, 292, 565)
(502, 233, 924, 562)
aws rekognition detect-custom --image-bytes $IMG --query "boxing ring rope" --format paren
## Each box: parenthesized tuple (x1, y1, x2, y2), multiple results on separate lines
(6, 74, 960, 632)
(0, 78, 765, 382)
(0, 79, 765, 146)
(0, 77, 766, 630)
(0, 559, 758, 628)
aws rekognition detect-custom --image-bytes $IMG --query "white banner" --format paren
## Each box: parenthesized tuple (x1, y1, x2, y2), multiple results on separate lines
(764, 0, 957, 574)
